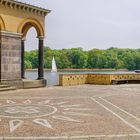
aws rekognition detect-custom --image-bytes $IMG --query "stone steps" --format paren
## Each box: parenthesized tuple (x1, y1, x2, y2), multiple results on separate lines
(0, 85, 9, 88)
(0, 85, 16, 91)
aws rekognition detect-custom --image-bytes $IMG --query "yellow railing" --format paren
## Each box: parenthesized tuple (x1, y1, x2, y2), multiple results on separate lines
(59, 73, 140, 86)
(59, 74, 88, 86)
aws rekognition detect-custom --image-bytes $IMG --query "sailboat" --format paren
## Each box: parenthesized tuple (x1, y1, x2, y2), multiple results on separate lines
(51, 56, 57, 72)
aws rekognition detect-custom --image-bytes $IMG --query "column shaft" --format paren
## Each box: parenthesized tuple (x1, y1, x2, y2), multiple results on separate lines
(21, 40, 25, 79)
(38, 38, 44, 79)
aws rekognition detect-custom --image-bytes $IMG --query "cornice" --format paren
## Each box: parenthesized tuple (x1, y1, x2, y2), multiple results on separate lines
(0, 30, 22, 38)
(0, 0, 51, 17)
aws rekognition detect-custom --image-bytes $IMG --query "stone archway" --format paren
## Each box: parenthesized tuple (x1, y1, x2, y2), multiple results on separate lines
(18, 18, 45, 80)
(18, 18, 44, 37)
(0, 0, 50, 88)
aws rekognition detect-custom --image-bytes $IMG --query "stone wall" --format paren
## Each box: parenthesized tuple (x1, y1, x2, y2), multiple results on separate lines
(0, 31, 21, 81)
(88, 74, 111, 84)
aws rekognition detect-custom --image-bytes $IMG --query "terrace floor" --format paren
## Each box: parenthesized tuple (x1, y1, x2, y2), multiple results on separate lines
(0, 84, 140, 140)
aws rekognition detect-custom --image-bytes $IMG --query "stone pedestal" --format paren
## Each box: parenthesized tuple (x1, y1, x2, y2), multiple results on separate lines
(0, 31, 23, 88)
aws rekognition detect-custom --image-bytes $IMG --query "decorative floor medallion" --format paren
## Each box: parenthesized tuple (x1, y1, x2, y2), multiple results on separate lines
(0, 95, 136, 139)
(0, 99, 92, 133)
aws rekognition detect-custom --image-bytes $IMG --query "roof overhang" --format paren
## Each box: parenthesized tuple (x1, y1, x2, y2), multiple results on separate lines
(0, 0, 51, 16)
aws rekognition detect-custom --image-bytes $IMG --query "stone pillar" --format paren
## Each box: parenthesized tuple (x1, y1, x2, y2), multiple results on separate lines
(0, 32, 1, 81)
(38, 37, 44, 79)
(21, 39, 25, 79)
(0, 31, 23, 88)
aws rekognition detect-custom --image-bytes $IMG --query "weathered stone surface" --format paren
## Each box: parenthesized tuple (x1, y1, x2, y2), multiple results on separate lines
(0, 34, 21, 80)
(0, 85, 140, 139)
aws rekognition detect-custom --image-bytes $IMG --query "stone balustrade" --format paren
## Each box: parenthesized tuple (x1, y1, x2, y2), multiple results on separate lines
(59, 73, 140, 86)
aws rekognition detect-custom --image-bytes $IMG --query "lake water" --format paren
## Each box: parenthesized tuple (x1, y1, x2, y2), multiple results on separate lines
(25, 71, 59, 86)
(25, 70, 135, 86)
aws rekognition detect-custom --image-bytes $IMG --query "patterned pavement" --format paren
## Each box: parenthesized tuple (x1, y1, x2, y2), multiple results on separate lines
(0, 84, 140, 139)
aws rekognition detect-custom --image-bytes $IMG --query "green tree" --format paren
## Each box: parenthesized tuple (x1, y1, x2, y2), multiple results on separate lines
(25, 60, 32, 69)
(25, 50, 38, 68)
(87, 49, 107, 68)
(25, 47, 140, 70)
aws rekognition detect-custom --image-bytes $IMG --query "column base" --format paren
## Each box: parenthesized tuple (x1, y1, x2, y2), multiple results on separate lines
(22, 77, 26, 79)
(37, 77, 44, 80)
(23, 79, 47, 88)
(0, 79, 23, 89)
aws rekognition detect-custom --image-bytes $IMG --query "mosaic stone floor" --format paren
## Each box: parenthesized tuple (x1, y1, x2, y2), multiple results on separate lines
(0, 84, 140, 139)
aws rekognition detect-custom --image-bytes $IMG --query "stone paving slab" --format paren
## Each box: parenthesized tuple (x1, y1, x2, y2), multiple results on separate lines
(0, 85, 139, 139)
(0, 97, 136, 138)
(0, 85, 127, 97)
(104, 94, 140, 119)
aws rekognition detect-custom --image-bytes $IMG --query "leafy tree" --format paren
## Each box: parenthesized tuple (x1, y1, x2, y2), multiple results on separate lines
(25, 47, 140, 70)
(25, 60, 32, 69)
(25, 50, 38, 68)
(87, 49, 107, 68)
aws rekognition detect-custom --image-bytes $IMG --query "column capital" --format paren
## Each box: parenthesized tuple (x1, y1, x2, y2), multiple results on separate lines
(21, 37, 26, 41)
(38, 36, 45, 40)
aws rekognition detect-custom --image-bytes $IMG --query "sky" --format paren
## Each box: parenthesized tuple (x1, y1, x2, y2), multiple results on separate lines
(18, 0, 140, 51)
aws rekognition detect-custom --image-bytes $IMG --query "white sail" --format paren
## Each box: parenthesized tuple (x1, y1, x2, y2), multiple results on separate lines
(51, 56, 57, 72)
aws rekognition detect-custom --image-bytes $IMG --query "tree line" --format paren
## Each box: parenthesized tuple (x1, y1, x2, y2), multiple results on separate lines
(25, 47, 140, 70)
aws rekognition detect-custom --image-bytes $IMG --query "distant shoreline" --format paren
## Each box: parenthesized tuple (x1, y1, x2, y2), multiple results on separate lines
(26, 68, 128, 72)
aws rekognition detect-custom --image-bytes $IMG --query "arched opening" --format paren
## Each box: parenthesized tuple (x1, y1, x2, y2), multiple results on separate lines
(25, 27, 38, 79)
(18, 18, 45, 80)
(18, 18, 44, 37)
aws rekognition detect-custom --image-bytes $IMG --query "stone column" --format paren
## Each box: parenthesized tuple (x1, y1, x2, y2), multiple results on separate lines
(21, 39, 25, 79)
(38, 37, 44, 79)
